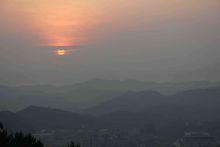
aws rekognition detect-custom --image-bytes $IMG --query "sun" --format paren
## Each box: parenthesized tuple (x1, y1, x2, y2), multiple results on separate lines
(56, 49, 66, 56)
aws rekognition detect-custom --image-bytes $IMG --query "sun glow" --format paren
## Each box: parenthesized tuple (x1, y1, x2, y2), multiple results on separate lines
(56, 49, 66, 56)
(3, 0, 105, 47)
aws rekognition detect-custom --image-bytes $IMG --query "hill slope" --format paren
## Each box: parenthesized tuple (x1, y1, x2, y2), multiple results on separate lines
(0, 106, 95, 131)
(88, 87, 220, 122)
(0, 79, 219, 112)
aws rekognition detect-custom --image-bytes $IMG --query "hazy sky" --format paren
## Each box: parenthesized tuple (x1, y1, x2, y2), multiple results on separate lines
(0, 0, 220, 85)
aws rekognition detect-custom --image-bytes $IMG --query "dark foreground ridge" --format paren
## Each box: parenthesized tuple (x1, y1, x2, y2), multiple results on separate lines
(0, 122, 43, 147)
(0, 122, 80, 147)
(1, 87, 220, 147)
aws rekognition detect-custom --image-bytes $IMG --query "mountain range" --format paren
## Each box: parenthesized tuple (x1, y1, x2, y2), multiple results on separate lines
(1, 86, 220, 130)
(0, 79, 220, 112)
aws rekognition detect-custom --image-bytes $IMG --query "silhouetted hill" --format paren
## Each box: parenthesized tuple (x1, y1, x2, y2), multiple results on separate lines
(0, 106, 95, 131)
(88, 87, 220, 122)
(86, 90, 167, 115)
(0, 85, 122, 112)
(172, 87, 220, 104)
(1, 87, 220, 132)
(17, 106, 94, 129)
(169, 87, 220, 120)
(73, 79, 220, 94)
(0, 111, 33, 131)
(0, 80, 220, 112)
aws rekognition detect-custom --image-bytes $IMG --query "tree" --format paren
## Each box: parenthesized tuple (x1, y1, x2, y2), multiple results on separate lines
(0, 129, 10, 147)
(0, 122, 79, 147)
(0, 123, 44, 147)
(0, 121, 3, 130)
(68, 141, 80, 147)
(11, 132, 44, 147)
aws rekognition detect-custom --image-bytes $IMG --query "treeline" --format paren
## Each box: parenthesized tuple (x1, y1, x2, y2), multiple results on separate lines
(0, 122, 80, 147)
(0, 121, 43, 147)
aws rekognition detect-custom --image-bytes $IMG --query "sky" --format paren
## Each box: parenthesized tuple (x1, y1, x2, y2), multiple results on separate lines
(0, 0, 220, 85)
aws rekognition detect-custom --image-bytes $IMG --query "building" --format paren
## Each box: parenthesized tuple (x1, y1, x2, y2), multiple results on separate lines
(174, 132, 220, 147)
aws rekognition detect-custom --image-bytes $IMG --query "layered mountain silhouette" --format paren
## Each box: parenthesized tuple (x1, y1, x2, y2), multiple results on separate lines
(86, 90, 167, 115)
(87, 87, 220, 124)
(0, 106, 94, 131)
(0, 79, 219, 112)
(1, 87, 220, 131)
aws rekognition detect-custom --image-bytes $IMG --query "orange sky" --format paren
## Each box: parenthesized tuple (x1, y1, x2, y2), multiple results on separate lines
(1, 0, 218, 47)
(1, 0, 106, 47)
(0, 0, 220, 84)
